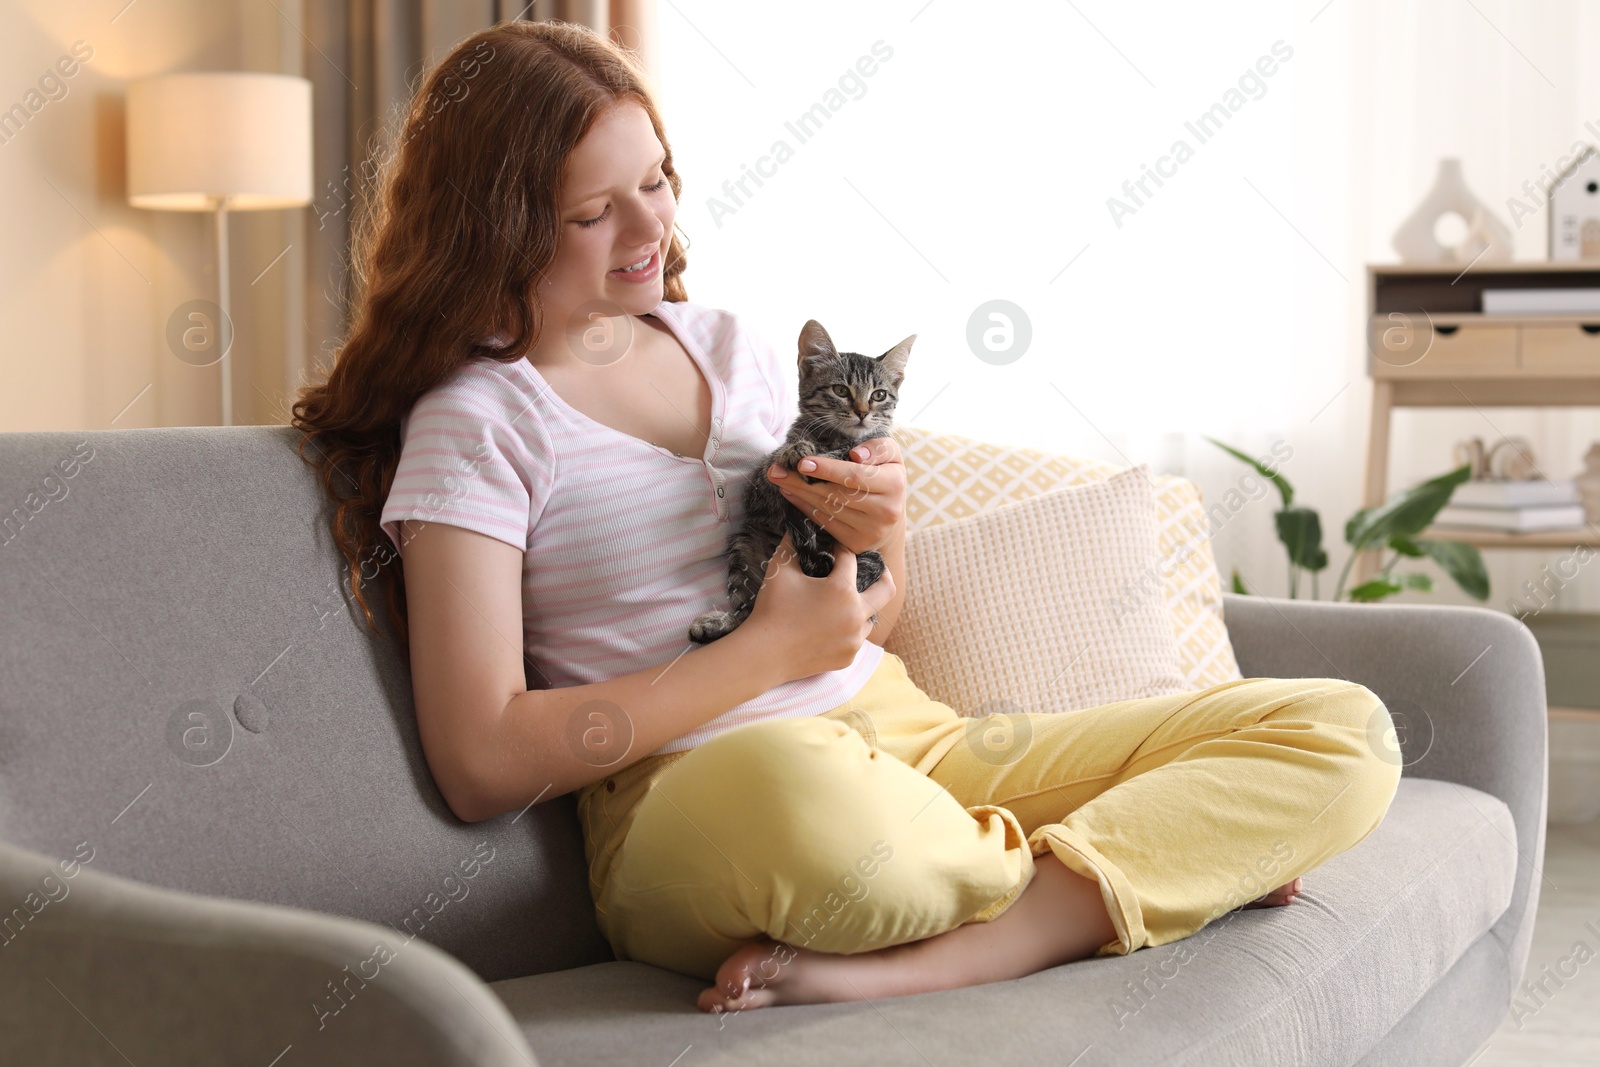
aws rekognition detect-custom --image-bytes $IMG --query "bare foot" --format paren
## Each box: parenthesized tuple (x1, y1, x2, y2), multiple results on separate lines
(696, 871, 1305, 1013)
(1242, 876, 1303, 910)
(696, 937, 874, 1014)
(697, 851, 1117, 1014)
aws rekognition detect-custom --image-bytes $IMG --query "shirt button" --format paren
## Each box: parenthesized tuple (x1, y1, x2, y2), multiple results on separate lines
(606, 779, 615, 793)
(716, 486, 724, 497)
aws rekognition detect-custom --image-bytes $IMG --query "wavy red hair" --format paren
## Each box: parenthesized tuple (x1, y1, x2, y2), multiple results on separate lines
(291, 19, 690, 663)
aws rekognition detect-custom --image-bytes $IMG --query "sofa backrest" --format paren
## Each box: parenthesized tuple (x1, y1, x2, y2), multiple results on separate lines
(0, 426, 610, 983)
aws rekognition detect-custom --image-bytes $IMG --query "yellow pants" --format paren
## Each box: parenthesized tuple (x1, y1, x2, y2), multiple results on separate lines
(576, 651, 1402, 983)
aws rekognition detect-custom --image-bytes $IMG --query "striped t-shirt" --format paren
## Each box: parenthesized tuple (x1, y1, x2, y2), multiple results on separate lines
(379, 297, 885, 756)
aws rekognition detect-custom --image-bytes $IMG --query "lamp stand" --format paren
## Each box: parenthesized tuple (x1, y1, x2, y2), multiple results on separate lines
(214, 200, 233, 427)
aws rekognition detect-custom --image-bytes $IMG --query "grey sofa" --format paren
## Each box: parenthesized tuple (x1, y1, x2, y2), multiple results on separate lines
(0, 426, 1546, 1066)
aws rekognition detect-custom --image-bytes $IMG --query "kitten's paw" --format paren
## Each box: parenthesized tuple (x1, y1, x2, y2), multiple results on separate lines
(797, 547, 834, 579)
(771, 441, 818, 473)
(856, 550, 885, 591)
(689, 611, 735, 644)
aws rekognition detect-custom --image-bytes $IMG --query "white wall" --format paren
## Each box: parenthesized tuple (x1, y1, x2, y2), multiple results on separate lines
(658, 0, 1600, 612)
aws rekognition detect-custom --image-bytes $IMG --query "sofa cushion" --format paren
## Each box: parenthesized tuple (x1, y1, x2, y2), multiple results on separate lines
(884, 465, 1189, 715)
(488, 777, 1516, 1067)
(895, 423, 1243, 691)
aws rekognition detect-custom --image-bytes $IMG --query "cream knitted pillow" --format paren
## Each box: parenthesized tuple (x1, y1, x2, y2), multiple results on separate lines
(893, 424, 1242, 690)
(884, 465, 1191, 717)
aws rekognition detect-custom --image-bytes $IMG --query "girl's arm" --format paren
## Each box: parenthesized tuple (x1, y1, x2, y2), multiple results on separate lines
(400, 519, 794, 823)
(866, 522, 907, 646)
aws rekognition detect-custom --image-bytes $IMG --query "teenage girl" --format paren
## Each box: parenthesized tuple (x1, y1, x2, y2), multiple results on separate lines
(293, 20, 1400, 1015)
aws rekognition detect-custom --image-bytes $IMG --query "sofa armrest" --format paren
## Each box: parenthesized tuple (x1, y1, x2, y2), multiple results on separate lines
(0, 839, 538, 1067)
(1221, 593, 1548, 990)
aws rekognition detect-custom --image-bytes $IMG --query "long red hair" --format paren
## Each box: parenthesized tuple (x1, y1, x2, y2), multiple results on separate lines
(291, 19, 690, 663)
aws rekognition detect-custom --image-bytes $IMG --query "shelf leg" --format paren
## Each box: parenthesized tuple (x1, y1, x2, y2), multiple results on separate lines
(1355, 379, 1393, 586)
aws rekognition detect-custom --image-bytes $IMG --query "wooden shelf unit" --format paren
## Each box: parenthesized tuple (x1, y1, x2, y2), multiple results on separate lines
(1360, 261, 1600, 582)
(1419, 525, 1600, 548)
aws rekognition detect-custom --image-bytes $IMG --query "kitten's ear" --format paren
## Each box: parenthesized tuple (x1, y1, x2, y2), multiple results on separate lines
(876, 333, 916, 385)
(797, 319, 837, 366)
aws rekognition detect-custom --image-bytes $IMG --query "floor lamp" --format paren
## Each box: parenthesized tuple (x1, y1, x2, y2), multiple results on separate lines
(126, 72, 313, 427)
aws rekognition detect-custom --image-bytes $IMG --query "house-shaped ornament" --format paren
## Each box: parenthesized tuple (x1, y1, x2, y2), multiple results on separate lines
(1548, 146, 1600, 260)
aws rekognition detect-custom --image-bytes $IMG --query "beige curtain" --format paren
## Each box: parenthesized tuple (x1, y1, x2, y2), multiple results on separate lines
(297, 0, 658, 389)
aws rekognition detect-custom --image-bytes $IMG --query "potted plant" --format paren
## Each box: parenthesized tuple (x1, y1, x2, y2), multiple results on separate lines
(1205, 438, 1489, 603)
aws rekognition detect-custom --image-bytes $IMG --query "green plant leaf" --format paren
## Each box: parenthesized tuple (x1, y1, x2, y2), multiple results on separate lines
(1204, 437, 1294, 508)
(1274, 507, 1326, 572)
(1345, 464, 1474, 550)
(1230, 568, 1249, 595)
(1348, 578, 1402, 602)
(1345, 506, 1371, 545)
(1414, 538, 1490, 600)
(1388, 533, 1426, 557)
(1398, 572, 1434, 592)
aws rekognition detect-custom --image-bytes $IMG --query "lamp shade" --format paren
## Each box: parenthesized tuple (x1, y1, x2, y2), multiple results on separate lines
(126, 72, 312, 211)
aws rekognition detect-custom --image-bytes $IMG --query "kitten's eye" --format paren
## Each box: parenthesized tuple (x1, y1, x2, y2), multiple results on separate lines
(871, 390, 887, 401)
(831, 385, 850, 398)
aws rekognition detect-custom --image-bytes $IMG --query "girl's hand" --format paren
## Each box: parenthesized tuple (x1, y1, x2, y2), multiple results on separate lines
(743, 530, 893, 680)
(766, 436, 907, 555)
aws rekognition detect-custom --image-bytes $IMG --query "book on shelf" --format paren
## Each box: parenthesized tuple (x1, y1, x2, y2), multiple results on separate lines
(1450, 479, 1578, 507)
(1481, 288, 1600, 315)
(1433, 503, 1590, 532)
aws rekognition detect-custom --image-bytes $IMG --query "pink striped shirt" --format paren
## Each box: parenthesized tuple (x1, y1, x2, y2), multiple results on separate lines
(379, 297, 884, 756)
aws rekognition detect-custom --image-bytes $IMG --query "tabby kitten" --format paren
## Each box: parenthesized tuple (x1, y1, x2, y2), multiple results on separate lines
(688, 319, 915, 645)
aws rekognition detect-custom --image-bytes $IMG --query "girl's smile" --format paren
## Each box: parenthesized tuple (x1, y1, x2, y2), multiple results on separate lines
(608, 247, 661, 284)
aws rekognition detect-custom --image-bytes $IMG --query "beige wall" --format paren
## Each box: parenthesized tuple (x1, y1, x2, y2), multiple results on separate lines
(0, 0, 306, 431)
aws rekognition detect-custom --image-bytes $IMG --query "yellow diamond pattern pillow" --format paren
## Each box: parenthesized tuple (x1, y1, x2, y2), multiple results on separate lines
(891, 424, 1242, 691)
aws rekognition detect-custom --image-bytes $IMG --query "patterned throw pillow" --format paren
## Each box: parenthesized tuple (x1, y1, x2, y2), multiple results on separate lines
(883, 466, 1191, 716)
(892, 424, 1242, 691)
